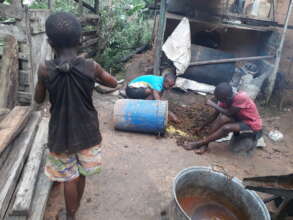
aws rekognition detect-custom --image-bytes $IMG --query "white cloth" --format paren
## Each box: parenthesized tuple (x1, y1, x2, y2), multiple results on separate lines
(162, 17, 191, 75)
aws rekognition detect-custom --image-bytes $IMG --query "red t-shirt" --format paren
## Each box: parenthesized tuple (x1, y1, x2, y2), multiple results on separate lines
(219, 92, 262, 131)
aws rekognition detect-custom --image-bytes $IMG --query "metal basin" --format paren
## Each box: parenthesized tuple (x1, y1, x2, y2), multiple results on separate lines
(168, 166, 270, 220)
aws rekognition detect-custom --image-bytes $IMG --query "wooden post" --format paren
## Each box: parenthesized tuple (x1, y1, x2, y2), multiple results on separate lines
(265, 0, 293, 103)
(48, 0, 55, 10)
(79, 0, 84, 16)
(153, 0, 166, 75)
(23, 6, 34, 105)
(0, 36, 19, 109)
(11, 0, 22, 10)
(95, 0, 99, 13)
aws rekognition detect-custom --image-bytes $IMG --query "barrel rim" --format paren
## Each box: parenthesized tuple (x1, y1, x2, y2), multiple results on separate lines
(172, 166, 271, 220)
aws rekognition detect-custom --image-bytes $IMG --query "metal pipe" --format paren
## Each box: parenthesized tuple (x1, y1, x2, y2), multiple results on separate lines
(189, 55, 275, 66)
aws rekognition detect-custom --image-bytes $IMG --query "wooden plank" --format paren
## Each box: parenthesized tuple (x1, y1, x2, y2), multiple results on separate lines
(0, 35, 19, 109)
(0, 112, 41, 219)
(79, 14, 99, 24)
(6, 216, 26, 220)
(73, 0, 96, 14)
(0, 24, 26, 42)
(18, 53, 29, 61)
(153, 0, 166, 75)
(19, 70, 30, 86)
(95, 0, 99, 13)
(27, 150, 52, 220)
(0, 106, 31, 156)
(81, 37, 98, 49)
(0, 3, 24, 20)
(0, 108, 9, 122)
(48, 0, 55, 10)
(82, 34, 98, 43)
(82, 30, 97, 36)
(0, 108, 12, 169)
(17, 91, 32, 104)
(11, 0, 22, 10)
(79, 0, 84, 16)
(10, 119, 48, 217)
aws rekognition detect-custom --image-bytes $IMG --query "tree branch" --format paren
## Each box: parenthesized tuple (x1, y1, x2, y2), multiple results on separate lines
(73, 0, 96, 14)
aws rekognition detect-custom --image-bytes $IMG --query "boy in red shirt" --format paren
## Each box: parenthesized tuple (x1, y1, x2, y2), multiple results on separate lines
(183, 82, 262, 154)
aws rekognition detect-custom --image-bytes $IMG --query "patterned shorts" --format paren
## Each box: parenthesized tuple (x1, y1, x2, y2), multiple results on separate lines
(45, 144, 102, 182)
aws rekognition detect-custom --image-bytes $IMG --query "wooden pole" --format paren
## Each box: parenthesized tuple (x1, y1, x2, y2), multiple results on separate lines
(95, 0, 99, 13)
(153, 0, 166, 75)
(48, 0, 55, 10)
(73, 0, 96, 14)
(11, 0, 22, 9)
(189, 55, 275, 66)
(0, 36, 19, 109)
(79, 0, 84, 16)
(266, 0, 293, 103)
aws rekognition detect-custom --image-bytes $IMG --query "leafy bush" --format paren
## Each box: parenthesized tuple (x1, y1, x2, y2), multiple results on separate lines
(30, 0, 79, 13)
(28, 0, 154, 74)
(96, 0, 153, 74)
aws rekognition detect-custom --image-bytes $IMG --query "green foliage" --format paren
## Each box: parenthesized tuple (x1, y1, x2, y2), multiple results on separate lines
(29, 0, 79, 13)
(28, 0, 154, 74)
(96, 0, 153, 74)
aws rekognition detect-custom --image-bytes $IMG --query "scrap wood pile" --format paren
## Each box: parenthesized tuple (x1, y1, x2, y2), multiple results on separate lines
(167, 102, 216, 145)
(0, 106, 51, 220)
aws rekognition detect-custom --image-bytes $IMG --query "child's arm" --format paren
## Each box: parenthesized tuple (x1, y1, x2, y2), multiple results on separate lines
(34, 64, 47, 104)
(207, 99, 239, 116)
(93, 62, 117, 88)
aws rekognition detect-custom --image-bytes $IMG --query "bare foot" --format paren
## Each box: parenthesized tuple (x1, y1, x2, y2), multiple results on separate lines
(56, 209, 76, 220)
(182, 141, 205, 150)
(194, 145, 209, 155)
(56, 209, 66, 220)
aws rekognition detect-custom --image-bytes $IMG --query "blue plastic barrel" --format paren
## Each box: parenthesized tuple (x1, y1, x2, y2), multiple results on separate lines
(113, 99, 168, 134)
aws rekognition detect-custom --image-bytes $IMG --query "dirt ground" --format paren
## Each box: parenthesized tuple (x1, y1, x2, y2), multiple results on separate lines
(44, 53, 293, 220)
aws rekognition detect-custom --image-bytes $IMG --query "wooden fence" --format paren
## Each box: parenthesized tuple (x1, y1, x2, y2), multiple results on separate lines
(0, 0, 100, 106)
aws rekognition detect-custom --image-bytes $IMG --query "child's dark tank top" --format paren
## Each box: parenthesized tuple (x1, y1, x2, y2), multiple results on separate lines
(41, 57, 102, 153)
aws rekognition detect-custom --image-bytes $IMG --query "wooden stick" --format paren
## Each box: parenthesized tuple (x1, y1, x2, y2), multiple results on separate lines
(73, 0, 96, 14)
(94, 0, 99, 13)
(48, 0, 55, 10)
(10, 119, 49, 217)
(153, 0, 166, 75)
(0, 3, 24, 20)
(78, 0, 84, 16)
(27, 150, 52, 220)
(0, 112, 41, 219)
(81, 37, 98, 49)
(0, 35, 19, 109)
(0, 106, 31, 156)
(189, 55, 275, 66)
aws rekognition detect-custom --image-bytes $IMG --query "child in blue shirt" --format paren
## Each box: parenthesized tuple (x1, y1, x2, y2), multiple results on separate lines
(126, 73, 176, 100)
(126, 72, 179, 122)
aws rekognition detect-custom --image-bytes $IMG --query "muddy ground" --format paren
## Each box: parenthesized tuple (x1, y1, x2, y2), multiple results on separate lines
(45, 53, 293, 220)
(168, 101, 216, 144)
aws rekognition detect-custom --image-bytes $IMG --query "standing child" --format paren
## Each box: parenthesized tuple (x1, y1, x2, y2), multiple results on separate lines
(34, 12, 117, 220)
